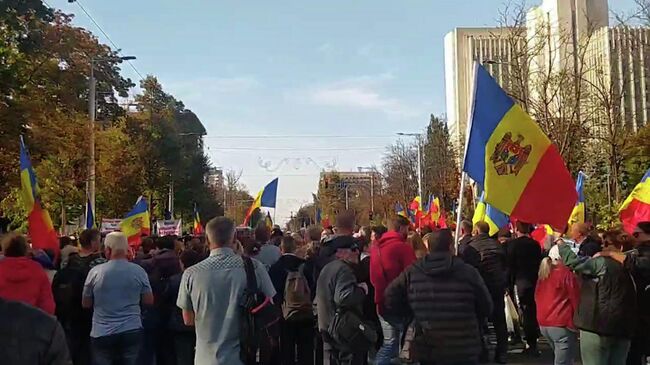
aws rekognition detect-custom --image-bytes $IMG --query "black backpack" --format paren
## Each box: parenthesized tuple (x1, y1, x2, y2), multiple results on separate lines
(52, 255, 97, 325)
(240, 256, 282, 364)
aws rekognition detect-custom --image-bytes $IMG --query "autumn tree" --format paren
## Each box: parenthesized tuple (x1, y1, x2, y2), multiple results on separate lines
(422, 114, 459, 210)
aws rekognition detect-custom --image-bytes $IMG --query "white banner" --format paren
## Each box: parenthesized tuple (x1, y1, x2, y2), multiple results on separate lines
(100, 219, 122, 234)
(156, 219, 182, 236)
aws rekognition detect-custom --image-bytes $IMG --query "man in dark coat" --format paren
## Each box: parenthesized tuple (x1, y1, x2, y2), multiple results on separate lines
(507, 222, 543, 355)
(457, 219, 474, 256)
(269, 236, 313, 365)
(570, 222, 602, 257)
(384, 229, 493, 365)
(0, 297, 71, 365)
(461, 221, 508, 363)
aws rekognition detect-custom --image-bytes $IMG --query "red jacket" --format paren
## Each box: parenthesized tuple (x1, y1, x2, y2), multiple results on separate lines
(370, 231, 417, 315)
(0, 257, 55, 315)
(534, 264, 580, 330)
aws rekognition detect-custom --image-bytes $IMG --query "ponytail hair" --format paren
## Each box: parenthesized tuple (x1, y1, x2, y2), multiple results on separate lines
(538, 257, 553, 281)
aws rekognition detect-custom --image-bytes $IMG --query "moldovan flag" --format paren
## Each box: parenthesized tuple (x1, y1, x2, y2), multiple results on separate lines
(619, 168, 650, 234)
(395, 202, 408, 218)
(193, 203, 203, 235)
(244, 178, 279, 226)
(473, 191, 510, 236)
(568, 171, 586, 226)
(19, 137, 58, 253)
(463, 63, 576, 230)
(120, 196, 151, 246)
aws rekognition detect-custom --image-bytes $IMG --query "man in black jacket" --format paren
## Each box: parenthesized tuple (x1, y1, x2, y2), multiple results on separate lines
(384, 229, 493, 365)
(0, 297, 72, 365)
(461, 221, 508, 363)
(457, 220, 474, 256)
(507, 222, 543, 356)
(269, 236, 314, 365)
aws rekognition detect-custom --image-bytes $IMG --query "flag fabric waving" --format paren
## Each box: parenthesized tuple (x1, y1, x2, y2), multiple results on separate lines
(244, 178, 279, 225)
(85, 195, 95, 229)
(265, 212, 273, 229)
(120, 196, 151, 246)
(395, 202, 408, 218)
(19, 137, 59, 253)
(568, 171, 586, 226)
(619, 168, 650, 234)
(463, 63, 576, 230)
(473, 191, 510, 236)
(193, 203, 203, 235)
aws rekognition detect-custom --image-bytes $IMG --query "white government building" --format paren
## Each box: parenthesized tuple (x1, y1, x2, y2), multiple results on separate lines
(444, 0, 649, 153)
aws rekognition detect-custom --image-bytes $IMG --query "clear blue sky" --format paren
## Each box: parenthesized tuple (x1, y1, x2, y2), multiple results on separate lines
(54, 0, 635, 223)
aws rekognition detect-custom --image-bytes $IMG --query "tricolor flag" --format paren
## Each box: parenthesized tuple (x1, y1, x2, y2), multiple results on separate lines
(120, 196, 151, 246)
(619, 168, 650, 234)
(244, 178, 279, 226)
(84, 195, 95, 229)
(395, 202, 408, 218)
(473, 191, 510, 236)
(19, 137, 58, 253)
(463, 63, 576, 230)
(193, 203, 203, 235)
(568, 171, 586, 226)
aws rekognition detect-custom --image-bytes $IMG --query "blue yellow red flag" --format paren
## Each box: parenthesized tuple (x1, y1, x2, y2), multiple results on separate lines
(120, 196, 151, 246)
(244, 178, 279, 225)
(619, 168, 650, 234)
(463, 63, 576, 230)
(193, 203, 203, 235)
(85, 195, 95, 229)
(395, 202, 407, 218)
(19, 137, 58, 253)
(568, 171, 586, 226)
(265, 211, 273, 229)
(472, 191, 510, 236)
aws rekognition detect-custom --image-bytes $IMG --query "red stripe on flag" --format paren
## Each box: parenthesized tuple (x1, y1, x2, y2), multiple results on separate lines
(620, 198, 650, 234)
(511, 145, 576, 230)
(28, 203, 59, 254)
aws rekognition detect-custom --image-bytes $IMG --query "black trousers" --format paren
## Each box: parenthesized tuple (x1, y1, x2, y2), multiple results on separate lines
(322, 343, 364, 365)
(281, 320, 314, 365)
(172, 331, 195, 365)
(516, 285, 539, 348)
(488, 289, 508, 357)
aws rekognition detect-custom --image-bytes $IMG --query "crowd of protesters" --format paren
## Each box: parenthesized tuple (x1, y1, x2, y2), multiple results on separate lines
(0, 211, 648, 365)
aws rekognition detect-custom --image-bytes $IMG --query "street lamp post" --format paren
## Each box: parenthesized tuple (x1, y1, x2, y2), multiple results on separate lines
(397, 133, 423, 201)
(87, 56, 136, 221)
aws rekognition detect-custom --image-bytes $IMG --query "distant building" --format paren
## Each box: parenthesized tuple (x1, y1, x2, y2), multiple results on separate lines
(207, 167, 223, 193)
(444, 27, 525, 152)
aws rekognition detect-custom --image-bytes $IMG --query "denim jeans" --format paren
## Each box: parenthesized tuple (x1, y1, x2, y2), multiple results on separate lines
(579, 330, 631, 365)
(376, 315, 402, 365)
(91, 329, 143, 365)
(540, 326, 578, 365)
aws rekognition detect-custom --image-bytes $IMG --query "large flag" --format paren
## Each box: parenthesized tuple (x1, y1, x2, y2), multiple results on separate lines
(463, 63, 576, 230)
(473, 191, 510, 236)
(568, 171, 586, 226)
(619, 168, 650, 234)
(84, 195, 95, 230)
(120, 196, 151, 246)
(244, 178, 279, 225)
(193, 203, 203, 235)
(19, 137, 58, 253)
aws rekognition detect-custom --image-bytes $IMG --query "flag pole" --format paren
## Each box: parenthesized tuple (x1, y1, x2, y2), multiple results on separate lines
(455, 61, 479, 254)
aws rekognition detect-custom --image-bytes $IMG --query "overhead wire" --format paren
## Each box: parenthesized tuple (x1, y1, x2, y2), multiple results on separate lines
(72, 0, 145, 81)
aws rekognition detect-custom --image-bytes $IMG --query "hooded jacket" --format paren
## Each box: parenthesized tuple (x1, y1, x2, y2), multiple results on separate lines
(0, 256, 55, 315)
(369, 231, 417, 315)
(384, 253, 493, 363)
(535, 264, 580, 329)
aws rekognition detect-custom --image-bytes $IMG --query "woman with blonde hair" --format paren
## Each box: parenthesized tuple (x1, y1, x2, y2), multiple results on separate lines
(408, 232, 428, 259)
(534, 243, 580, 365)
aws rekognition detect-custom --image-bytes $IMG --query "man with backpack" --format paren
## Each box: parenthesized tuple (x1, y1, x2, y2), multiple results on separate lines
(52, 228, 106, 365)
(177, 217, 276, 365)
(269, 236, 314, 365)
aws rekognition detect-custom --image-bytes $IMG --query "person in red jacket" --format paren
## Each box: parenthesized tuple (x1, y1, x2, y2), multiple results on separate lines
(534, 244, 580, 365)
(0, 233, 55, 315)
(370, 215, 417, 365)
